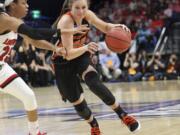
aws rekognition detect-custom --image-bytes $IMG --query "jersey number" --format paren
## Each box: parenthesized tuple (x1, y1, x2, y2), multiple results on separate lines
(0, 46, 11, 61)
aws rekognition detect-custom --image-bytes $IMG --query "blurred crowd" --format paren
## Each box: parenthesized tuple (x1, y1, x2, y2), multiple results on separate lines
(91, 42, 180, 82)
(9, 37, 55, 87)
(88, 0, 180, 82)
(9, 0, 180, 87)
(89, 0, 180, 52)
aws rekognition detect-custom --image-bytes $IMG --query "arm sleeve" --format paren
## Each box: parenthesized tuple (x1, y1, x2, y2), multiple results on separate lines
(17, 23, 61, 40)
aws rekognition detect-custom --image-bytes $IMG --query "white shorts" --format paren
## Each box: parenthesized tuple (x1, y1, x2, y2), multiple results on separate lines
(0, 61, 18, 89)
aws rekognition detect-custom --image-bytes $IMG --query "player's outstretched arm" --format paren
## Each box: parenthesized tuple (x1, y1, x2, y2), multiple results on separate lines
(0, 14, 89, 40)
(23, 36, 66, 57)
(85, 10, 130, 33)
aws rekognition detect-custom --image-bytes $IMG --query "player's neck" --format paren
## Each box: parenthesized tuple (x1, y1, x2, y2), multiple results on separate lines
(74, 17, 84, 26)
(70, 12, 84, 26)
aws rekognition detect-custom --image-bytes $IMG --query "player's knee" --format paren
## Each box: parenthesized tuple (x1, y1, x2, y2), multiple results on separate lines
(74, 100, 91, 120)
(23, 89, 37, 111)
(84, 71, 116, 106)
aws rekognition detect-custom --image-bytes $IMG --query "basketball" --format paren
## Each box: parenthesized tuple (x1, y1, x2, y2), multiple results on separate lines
(105, 27, 131, 53)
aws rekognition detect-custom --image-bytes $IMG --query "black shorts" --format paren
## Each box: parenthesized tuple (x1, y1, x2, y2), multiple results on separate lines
(54, 52, 90, 102)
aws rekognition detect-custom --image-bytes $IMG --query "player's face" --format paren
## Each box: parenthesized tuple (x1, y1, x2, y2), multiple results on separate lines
(13, 0, 29, 18)
(71, 0, 88, 19)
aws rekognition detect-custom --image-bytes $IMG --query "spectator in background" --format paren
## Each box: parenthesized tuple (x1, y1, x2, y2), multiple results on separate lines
(136, 22, 157, 53)
(163, 0, 180, 44)
(123, 52, 142, 82)
(143, 52, 165, 81)
(99, 49, 122, 81)
(14, 40, 29, 83)
(129, 0, 137, 12)
(15, 39, 40, 87)
(165, 54, 178, 80)
(137, 50, 148, 75)
(36, 50, 54, 87)
(164, 0, 180, 28)
(27, 45, 39, 87)
(150, 13, 164, 39)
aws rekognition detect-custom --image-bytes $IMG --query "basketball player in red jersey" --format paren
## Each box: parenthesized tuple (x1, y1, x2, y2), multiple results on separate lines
(52, 0, 140, 135)
(0, 0, 89, 135)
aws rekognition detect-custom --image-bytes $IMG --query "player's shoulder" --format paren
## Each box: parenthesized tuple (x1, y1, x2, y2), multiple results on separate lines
(0, 12, 12, 24)
(58, 13, 74, 28)
(0, 12, 7, 22)
(61, 13, 73, 22)
(0, 12, 8, 33)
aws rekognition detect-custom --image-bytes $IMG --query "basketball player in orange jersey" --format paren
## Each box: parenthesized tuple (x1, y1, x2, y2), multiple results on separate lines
(0, 0, 89, 135)
(52, 0, 140, 135)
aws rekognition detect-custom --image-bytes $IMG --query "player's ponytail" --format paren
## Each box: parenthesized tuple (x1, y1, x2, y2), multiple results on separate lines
(52, 0, 70, 29)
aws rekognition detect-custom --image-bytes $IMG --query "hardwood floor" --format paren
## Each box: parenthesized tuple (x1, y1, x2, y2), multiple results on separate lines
(0, 80, 180, 135)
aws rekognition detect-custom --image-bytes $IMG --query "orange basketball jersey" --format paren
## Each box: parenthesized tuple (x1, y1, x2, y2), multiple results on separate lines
(52, 12, 89, 59)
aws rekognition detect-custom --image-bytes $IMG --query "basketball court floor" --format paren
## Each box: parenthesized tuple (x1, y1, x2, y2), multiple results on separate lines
(0, 80, 180, 135)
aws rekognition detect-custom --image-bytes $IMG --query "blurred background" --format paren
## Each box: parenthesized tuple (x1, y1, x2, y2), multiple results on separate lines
(11, 0, 180, 87)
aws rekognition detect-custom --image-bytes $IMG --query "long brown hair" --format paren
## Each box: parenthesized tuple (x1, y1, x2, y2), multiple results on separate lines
(52, 0, 90, 29)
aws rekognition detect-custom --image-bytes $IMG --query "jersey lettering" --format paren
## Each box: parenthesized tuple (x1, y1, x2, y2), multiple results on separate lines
(0, 39, 16, 61)
(3, 39, 16, 46)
